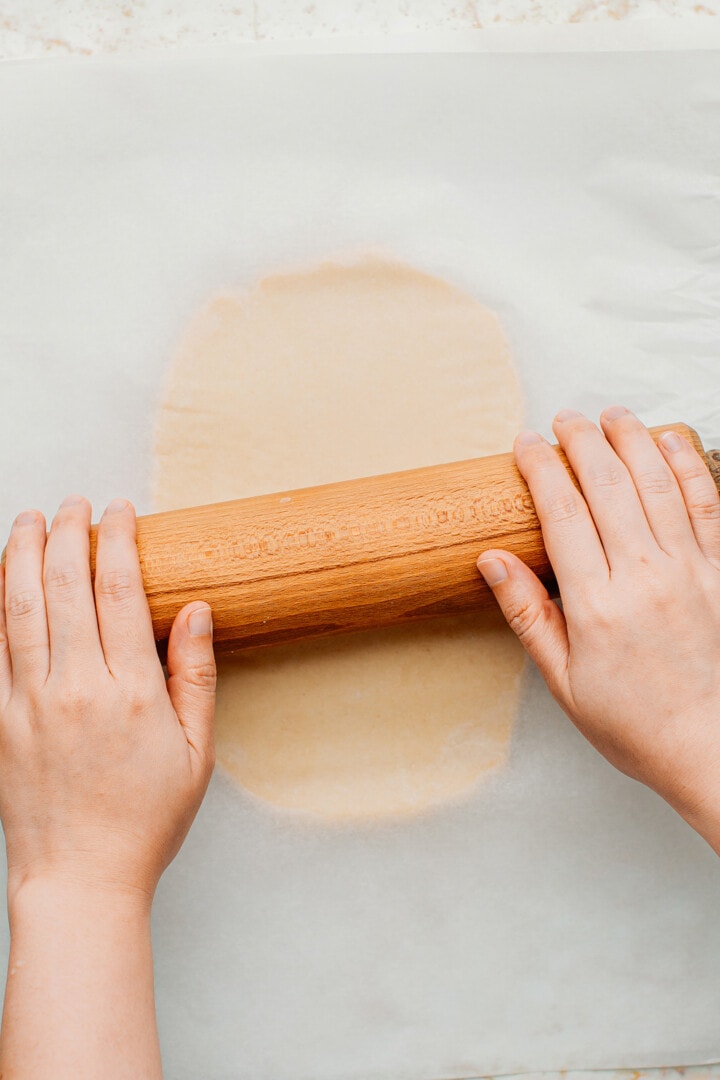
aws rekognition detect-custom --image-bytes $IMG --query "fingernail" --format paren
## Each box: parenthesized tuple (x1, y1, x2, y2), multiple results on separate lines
(188, 606, 212, 637)
(554, 408, 582, 422)
(60, 494, 85, 509)
(660, 430, 683, 453)
(477, 558, 509, 586)
(516, 430, 543, 446)
(105, 498, 129, 514)
(602, 405, 629, 422)
(14, 511, 38, 527)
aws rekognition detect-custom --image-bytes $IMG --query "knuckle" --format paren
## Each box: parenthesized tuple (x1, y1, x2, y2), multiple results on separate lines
(44, 563, 82, 594)
(591, 467, 626, 490)
(688, 497, 720, 522)
(95, 567, 135, 604)
(98, 523, 132, 546)
(572, 593, 615, 636)
(6, 589, 45, 621)
(120, 682, 152, 714)
(630, 556, 675, 605)
(185, 660, 217, 693)
(61, 681, 94, 713)
(633, 470, 675, 497)
(518, 446, 554, 478)
(542, 492, 581, 524)
(505, 597, 544, 640)
(680, 463, 711, 483)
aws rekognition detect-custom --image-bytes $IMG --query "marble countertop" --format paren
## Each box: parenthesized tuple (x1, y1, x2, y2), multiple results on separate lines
(0, 0, 718, 58)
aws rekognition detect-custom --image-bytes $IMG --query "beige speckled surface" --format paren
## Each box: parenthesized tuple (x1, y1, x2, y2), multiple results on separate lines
(0, 0, 718, 57)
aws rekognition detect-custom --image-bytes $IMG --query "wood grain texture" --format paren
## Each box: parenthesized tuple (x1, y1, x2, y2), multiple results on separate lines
(87, 423, 711, 652)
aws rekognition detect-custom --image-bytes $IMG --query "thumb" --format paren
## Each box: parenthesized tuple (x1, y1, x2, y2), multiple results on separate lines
(477, 551, 570, 700)
(166, 602, 217, 773)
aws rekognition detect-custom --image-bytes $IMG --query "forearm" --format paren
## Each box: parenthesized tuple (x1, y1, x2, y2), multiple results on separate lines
(0, 877, 161, 1080)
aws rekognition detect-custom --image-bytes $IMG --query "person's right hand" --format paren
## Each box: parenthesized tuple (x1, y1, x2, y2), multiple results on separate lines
(0, 495, 216, 906)
(0, 495, 217, 1080)
(477, 406, 720, 853)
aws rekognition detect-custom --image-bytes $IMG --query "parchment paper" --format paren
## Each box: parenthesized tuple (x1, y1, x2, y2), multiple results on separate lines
(0, 37, 719, 1080)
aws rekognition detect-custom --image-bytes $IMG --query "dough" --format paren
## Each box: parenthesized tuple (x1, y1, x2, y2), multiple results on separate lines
(153, 255, 525, 821)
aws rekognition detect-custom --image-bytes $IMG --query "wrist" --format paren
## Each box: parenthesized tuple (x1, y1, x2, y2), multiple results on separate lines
(660, 751, 720, 858)
(676, 795, 720, 858)
(1, 865, 160, 1080)
(7, 867, 154, 927)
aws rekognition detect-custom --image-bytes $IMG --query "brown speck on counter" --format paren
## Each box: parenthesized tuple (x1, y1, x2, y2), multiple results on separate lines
(42, 36, 92, 55)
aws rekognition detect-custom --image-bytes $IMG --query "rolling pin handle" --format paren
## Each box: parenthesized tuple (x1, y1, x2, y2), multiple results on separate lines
(707, 449, 720, 493)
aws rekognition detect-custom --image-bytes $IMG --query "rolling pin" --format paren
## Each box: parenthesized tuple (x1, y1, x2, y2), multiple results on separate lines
(70, 422, 717, 654)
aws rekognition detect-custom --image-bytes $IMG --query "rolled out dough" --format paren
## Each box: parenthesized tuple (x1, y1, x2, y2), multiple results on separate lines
(153, 256, 526, 821)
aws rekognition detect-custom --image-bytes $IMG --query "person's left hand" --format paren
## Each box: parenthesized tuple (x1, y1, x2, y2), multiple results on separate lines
(477, 408, 720, 851)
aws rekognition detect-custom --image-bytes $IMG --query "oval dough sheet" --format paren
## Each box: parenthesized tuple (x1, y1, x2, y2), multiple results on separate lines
(153, 255, 526, 821)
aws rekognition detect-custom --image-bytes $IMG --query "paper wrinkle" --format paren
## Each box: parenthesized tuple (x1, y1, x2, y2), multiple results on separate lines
(0, 49, 719, 1080)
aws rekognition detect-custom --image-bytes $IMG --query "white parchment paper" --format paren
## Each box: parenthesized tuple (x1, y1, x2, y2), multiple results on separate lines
(0, 40, 719, 1080)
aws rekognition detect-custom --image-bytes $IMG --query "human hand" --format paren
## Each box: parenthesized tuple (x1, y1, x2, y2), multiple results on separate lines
(477, 407, 720, 852)
(0, 496, 217, 906)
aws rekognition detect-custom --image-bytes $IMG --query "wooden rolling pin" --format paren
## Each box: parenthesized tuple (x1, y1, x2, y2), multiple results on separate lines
(79, 422, 716, 654)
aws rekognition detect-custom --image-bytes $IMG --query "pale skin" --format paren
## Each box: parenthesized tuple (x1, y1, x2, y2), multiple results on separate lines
(0, 406, 717, 1077)
(478, 406, 720, 853)
(0, 496, 216, 1078)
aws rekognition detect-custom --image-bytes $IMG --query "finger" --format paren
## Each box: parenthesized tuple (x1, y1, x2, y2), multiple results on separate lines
(552, 410, 656, 567)
(165, 602, 216, 779)
(513, 429, 609, 594)
(3, 510, 50, 688)
(0, 565, 12, 703)
(599, 406, 698, 559)
(477, 550, 570, 702)
(94, 499, 163, 682)
(657, 429, 720, 566)
(43, 495, 105, 674)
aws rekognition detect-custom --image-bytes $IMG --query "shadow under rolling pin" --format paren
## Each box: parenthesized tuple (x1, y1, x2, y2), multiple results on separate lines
(84, 423, 719, 654)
